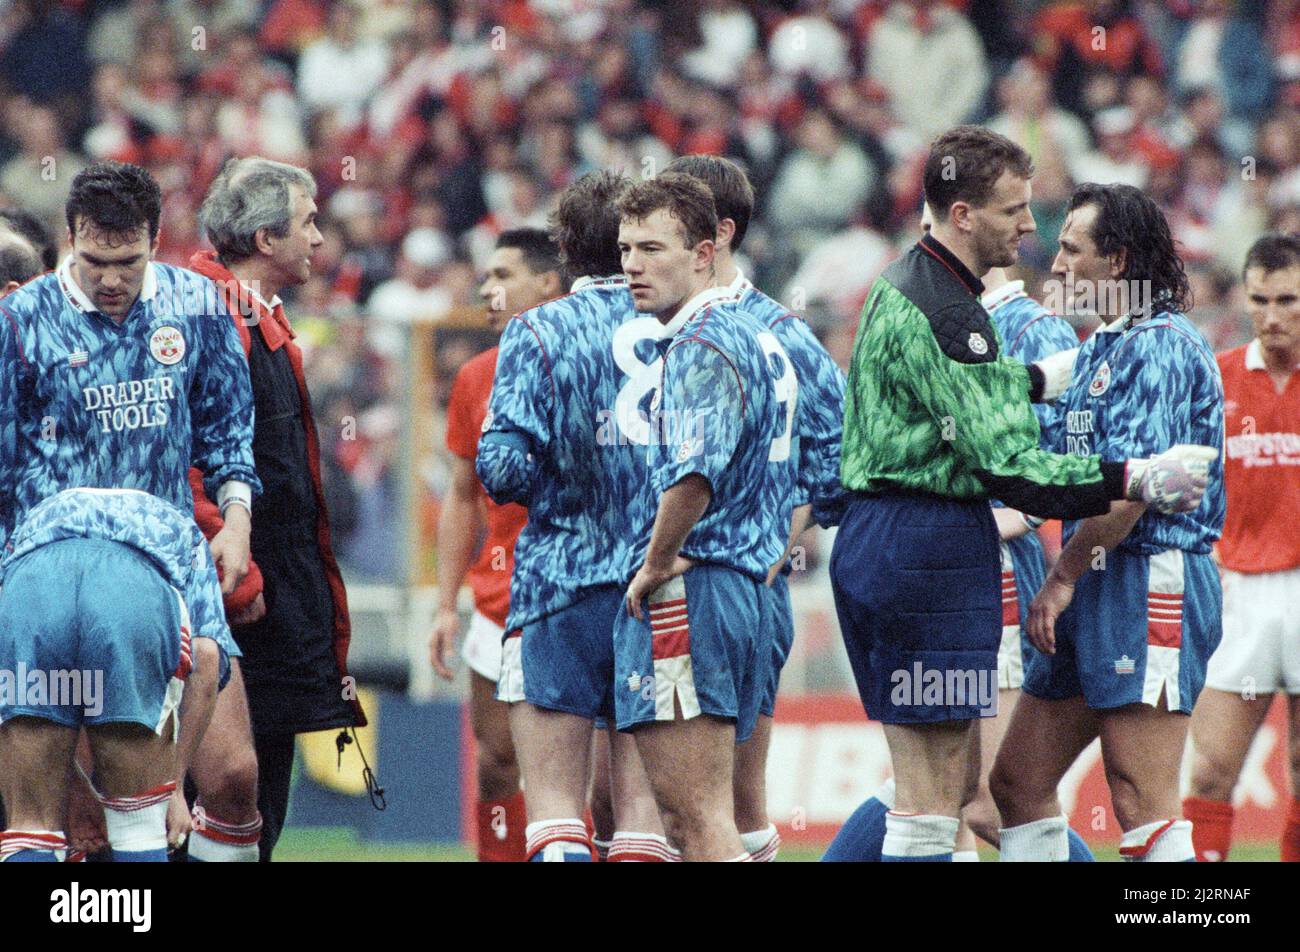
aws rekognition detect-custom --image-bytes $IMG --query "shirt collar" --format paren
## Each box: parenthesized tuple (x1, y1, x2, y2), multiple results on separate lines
(727, 267, 753, 295)
(1246, 338, 1300, 371)
(57, 255, 159, 314)
(918, 233, 984, 297)
(659, 284, 741, 338)
(570, 274, 628, 293)
(979, 279, 1025, 312)
(242, 281, 282, 312)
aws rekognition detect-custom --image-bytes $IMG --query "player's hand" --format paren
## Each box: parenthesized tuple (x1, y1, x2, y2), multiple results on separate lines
(210, 506, 252, 595)
(230, 592, 266, 627)
(65, 778, 108, 855)
(429, 608, 462, 681)
(625, 556, 694, 621)
(166, 787, 192, 849)
(1026, 574, 1075, 655)
(1124, 445, 1217, 513)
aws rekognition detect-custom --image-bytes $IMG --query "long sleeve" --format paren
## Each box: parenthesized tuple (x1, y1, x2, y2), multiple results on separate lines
(189, 298, 261, 501)
(476, 316, 554, 506)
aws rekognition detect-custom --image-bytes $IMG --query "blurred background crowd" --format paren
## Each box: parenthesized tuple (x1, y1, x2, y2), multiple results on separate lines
(2, 0, 1297, 586)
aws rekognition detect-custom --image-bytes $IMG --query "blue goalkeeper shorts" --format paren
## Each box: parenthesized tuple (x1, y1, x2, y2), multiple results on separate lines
(0, 539, 191, 735)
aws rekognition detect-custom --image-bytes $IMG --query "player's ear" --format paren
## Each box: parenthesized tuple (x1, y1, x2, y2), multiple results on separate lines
(716, 218, 736, 251)
(150, 229, 162, 257)
(950, 200, 973, 234)
(694, 238, 715, 271)
(541, 270, 562, 297)
(1109, 246, 1127, 279)
(254, 227, 275, 257)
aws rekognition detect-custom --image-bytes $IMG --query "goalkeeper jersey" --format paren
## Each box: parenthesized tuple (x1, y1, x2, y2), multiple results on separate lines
(840, 234, 1126, 518)
(0, 259, 259, 548)
(3, 487, 229, 647)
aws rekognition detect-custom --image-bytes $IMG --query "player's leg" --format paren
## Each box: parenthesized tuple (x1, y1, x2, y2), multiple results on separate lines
(632, 713, 742, 860)
(607, 725, 674, 861)
(989, 692, 1100, 860)
(733, 714, 779, 860)
(510, 703, 594, 859)
(1183, 687, 1272, 862)
(589, 726, 614, 859)
(0, 719, 77, 861)
(467, 670, 525, 861)
(957, 687, 1019, 855)
(879, 719, 978, 862)
(1185, 564, 1282, 860)
(1099, 701, 1195, 861)
(86, 719, 178, 862)
(463, 611, 526, 861)
(1284, 694, 1300, 862)
(187, 659, 262, 861)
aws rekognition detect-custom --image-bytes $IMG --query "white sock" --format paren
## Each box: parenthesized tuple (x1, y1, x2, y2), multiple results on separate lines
(608, 831, 678, 862)
(875, 777, 897, 809)
(999, 815, 1069, 861)
(525, 818, 591, 861)
(101, 797, 169, 855)
(740, 824, 781, 862)
(1121, 819, 1194, 862)
(882, 812, 959, 859)
(189, 806, 261, 862)
(952, 849, 980, 862)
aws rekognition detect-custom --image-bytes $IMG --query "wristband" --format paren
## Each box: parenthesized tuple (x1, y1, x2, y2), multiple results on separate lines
(217, 480, 253, 519)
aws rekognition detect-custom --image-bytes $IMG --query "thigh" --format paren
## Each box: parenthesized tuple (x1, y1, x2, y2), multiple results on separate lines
(87, 720, 177, 798)
(1188, 687, 1274, 783)
(468, 670, 513, 758)
(607, 725, 660, 834)
(992, 691, 1099, 806)
(633, 712, 736, 816)
(1098, 703, 1190, 802)
(0, 717, 77, 828)
(509, 701, 593, 817)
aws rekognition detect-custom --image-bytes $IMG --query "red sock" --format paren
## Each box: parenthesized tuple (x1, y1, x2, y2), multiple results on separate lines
(476, 790, 527, 862)
(1183, 796, 1233, 862)
(1282, 798, 1300, 863)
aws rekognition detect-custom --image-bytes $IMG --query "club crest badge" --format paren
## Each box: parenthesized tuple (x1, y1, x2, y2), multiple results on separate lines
(968, 332, 988, 355)
(149, 326, 185, 366)
(1089, 361, 1111, 397)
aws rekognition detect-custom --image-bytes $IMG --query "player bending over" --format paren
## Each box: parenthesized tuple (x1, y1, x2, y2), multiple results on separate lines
(0, 488, 229, 862)
(1184, 234, 1300, 862)
(990, 183, 1225, 862)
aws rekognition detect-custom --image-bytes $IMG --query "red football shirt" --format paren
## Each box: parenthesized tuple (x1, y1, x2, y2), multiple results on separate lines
(445, 346, 528, 626)
(1217, 341, 1300, 574)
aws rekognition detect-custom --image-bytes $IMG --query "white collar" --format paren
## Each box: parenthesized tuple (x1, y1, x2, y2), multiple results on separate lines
(570, 274, 628, 293)
(659, 284, 741, 338)
(241, 280, 282, 312)
(1245, 338, 1300, 372)
(57, 254, 158, 314)
(727, 267, 753, 295)
(979, 279, 1025, 312)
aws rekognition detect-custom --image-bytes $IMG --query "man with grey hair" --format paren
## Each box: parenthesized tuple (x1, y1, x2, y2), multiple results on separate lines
(0, 225, 43, 296)
(184, 156, 365, 862)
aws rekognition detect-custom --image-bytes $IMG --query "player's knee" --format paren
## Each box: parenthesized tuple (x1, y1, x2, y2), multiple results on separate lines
(1187, 756, 1235, 801)
(475, 741, 519, 800)
(988, 758, 1021, 814)
(197, 747, 259, 820)
(962, 789, 1001, 845)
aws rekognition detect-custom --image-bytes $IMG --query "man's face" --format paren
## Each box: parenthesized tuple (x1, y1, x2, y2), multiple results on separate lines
(1052, 203, 1119, 316)
(1245, 264, 1300, 359)
(619, 208, 710, 318)
(967, 171, 1035, 270)
(69, 218, 157, 318)
(266, 185, 323, 287)
(478, 246, 553, 333)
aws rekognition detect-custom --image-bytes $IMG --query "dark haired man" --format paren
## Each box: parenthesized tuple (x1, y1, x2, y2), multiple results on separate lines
(429, 228, 562, 862)
(665, 154, 846, 861)
(831, 128, 1216, 863)
(990, 182, 1225, 862)
(476, 171, 666, 862)
(1184, 233, 1300, 863)
(615, 172, 799, 861)
(0, 160, 258, 862)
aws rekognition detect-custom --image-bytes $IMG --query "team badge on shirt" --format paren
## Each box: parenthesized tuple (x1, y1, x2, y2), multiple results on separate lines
(149, 326, 186, 366)
(1089, 361, 1111, 397)
(968, 332, 988, 355)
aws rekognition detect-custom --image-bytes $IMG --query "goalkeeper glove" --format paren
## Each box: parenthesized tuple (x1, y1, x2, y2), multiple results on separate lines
(1124, 444, 1218, 513)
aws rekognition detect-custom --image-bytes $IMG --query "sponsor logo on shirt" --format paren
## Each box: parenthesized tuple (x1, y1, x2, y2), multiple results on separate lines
(1066, 409, 1094, 456)
(148, 326, 186, 366)
(1089, 361, 1111, 397)
(82, 376, 176, 433)
(1225, 431, 1300, 467)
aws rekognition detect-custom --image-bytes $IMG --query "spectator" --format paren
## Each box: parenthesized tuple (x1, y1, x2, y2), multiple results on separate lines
(296, 0, 390, 129)
(867, 0, 991, 141)
(0, 104, 88, 242)
(366, 227, 454, 327)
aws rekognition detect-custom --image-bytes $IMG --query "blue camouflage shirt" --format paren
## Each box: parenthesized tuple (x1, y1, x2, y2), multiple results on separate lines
(478, 275, 665, 631)
(731, 271, 847, 528)
(3, 487, 231, 653)
(624, 286, 799, 583)
(1055, 308, 1225, 555)
(0, 259, 259, 549)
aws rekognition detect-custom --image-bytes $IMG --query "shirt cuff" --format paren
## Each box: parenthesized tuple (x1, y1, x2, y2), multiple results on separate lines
(217, 480, 253, 518)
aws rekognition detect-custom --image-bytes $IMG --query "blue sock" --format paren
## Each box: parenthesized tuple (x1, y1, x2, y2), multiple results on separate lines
(525, 820, 593, 862)
(1067, 827, 1096, 862)
(822, 779, 894, 862)
(881, 812, 958, 862)
(528, 844, 593, 862)
(0, 830, 66, 862)
(5, 848, 59, 862)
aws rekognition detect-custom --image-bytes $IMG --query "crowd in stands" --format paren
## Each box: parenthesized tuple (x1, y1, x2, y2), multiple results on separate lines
(2, 0, 1298, 582)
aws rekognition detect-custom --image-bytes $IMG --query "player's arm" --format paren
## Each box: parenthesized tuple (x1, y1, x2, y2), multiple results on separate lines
(0, 304, 27, 543)
(169, 635, 220, 846)
(900, 305, 1209, 517)
(188, 467, 265, 620)
(476, 317, 554, 506)
(626, 340, 744, 618)
(190, 302, 261, 594)
(783, 318, 849, 528)
(431, 456, 487, 679)
(766, 502, 812, 586)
